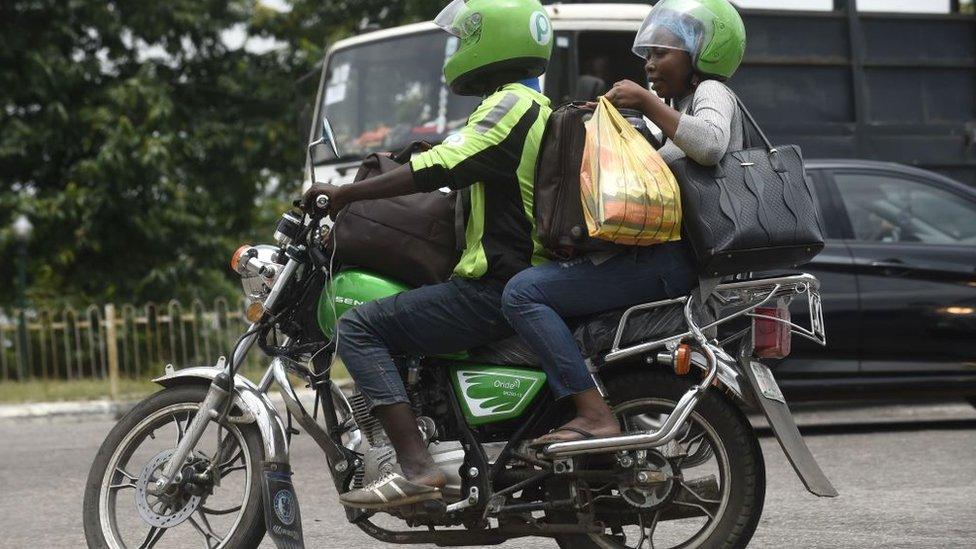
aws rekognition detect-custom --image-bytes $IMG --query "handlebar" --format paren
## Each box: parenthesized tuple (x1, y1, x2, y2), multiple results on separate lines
(314, 194, 330, 211)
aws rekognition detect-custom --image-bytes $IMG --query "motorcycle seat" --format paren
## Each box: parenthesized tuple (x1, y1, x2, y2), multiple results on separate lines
(468, 299, 719, 367)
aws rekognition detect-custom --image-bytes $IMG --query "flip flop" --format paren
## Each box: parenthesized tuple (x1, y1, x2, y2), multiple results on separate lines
(529, 425, 597, 449)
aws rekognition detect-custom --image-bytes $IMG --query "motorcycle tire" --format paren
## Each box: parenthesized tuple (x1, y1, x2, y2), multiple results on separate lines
(554, 368, 765, 549)
(83, 384, 267, 549)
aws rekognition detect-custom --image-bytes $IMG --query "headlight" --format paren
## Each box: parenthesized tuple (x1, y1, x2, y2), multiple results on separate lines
(229, 244, 283, 320)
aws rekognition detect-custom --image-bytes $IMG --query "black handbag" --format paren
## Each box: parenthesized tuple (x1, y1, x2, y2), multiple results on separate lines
(669, 96, 825, 278)
(330, 142, 461, 287)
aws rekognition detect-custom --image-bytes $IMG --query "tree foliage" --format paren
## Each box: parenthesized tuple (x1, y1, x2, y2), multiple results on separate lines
(0, 0, 441, 307)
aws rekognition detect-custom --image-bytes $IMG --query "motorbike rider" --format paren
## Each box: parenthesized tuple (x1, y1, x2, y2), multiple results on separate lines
(302, 0, 554, 510)
(502, 0, 748, 447)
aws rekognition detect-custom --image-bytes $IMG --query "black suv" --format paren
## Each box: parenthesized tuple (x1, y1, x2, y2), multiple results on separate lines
(778, 160, 976, 402)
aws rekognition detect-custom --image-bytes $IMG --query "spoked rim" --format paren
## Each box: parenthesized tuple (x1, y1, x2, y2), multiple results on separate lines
(587, 397, 731, 549)
(97, 403, 253, 549)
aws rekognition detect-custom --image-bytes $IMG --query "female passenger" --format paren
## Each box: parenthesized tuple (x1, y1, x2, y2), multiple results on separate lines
(502, 0, 748, 445)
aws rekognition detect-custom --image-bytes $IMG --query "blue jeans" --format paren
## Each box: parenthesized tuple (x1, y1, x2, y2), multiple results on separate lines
(501, 241, 697, 399)
(335, 277, 513, 410)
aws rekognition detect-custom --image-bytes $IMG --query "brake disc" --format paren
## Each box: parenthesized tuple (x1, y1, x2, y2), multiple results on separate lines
(135, 449, 202, 528)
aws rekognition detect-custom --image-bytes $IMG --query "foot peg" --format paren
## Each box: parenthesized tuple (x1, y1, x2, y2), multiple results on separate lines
(421, 499, 447, 515)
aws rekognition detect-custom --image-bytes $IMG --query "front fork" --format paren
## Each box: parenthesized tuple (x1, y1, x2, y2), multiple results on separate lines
(148, 349, 251, 496)
(150, 255, 303, 495)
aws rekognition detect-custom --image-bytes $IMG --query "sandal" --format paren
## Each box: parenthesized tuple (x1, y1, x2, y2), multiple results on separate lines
(529, 425, 597, 449)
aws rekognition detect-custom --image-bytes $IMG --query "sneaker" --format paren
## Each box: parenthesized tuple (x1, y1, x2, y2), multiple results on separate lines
(339, 472, 443, 510)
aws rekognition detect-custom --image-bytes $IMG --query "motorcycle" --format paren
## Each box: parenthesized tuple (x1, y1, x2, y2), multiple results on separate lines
(83, 119, 837, 549)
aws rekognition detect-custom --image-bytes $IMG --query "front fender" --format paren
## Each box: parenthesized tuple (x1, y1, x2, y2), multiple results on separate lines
(153, 365, 290, 465)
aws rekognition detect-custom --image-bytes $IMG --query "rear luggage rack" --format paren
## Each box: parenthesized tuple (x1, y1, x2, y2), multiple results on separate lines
(604, 273, 826, 363)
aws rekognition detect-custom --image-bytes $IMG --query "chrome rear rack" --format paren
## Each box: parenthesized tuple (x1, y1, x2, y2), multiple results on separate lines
(604, 273, 826, 363)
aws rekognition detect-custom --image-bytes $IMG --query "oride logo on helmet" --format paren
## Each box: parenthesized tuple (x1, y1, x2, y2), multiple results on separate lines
(529, 11, 551, 46)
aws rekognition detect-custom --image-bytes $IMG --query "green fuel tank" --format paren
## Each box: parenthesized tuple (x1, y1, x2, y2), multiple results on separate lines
(317, 269, 410, 337)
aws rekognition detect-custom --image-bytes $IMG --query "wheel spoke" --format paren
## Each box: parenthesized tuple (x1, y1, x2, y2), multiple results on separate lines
(189, 510, 224, 548)
(645, 509, 660, 549)
(675, 430, 709, 468)
(218, 446, 243, 472)
(201, 503, 243, 516)
(220, 463, 247, 477)
(109, 466, 139, 492)
(680, 430, 706, 452)
(138, 525, 166, 549)
(678, 478, 722, 505)
(216, 433, 238, 460)
(174, 411, 190, 443)
(672, 499, 716, 521)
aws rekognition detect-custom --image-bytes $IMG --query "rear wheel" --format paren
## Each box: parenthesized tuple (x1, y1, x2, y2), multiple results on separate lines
(554, 368, 765, 549)
(83, 384, 266, 548)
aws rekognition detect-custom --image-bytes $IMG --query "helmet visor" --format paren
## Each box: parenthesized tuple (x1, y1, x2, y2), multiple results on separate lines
(632, 0, 713, 60)
(434, 0, 471, 37)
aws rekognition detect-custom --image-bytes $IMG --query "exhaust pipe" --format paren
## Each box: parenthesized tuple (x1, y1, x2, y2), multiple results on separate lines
(546, 297, 723, 459)
(542, 386, 703, 457)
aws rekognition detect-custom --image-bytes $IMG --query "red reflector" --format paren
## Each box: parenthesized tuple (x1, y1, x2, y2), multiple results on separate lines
(753, 302, 791, 359)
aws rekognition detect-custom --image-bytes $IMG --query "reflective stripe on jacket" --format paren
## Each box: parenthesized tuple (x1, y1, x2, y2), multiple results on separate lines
(410, 83, 552, 282)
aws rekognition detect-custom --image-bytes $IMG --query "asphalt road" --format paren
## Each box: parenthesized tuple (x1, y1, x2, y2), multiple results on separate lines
(1, 400, 974, 549)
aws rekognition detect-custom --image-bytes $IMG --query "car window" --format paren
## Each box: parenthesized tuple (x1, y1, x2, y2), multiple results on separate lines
(834, 172, 976, 245)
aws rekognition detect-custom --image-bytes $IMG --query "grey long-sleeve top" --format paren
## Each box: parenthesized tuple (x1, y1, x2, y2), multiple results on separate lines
(584, 80, 743, 265)
(658, 79, 743, 167)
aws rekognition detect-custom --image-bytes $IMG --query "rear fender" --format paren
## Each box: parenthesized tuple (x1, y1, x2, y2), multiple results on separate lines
(153, 365, 290, 465)
(738, 356, 838, 497)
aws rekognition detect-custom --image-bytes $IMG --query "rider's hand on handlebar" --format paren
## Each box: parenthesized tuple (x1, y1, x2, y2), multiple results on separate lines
(302, 183, 346, 220)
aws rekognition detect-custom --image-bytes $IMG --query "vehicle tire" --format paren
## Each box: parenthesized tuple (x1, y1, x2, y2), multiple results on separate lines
(83, 384, 266, 548)
(554, 368, 765, 549)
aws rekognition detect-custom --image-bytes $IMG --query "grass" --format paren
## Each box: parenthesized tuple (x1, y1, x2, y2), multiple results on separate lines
(0, 378, 160, 404)
(0, 360, 350, 404)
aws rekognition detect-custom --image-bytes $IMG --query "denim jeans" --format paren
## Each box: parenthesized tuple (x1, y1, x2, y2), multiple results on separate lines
(335, 277, 513, 410)
(501, 241, 697, 399)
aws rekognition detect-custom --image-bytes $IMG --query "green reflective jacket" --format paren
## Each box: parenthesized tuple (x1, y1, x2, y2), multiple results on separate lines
(410, 83, 552, 282)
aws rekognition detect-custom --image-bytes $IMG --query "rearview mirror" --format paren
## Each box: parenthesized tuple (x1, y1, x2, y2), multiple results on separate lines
(320, 116, 340, 159)
(306, 116, 342, 187)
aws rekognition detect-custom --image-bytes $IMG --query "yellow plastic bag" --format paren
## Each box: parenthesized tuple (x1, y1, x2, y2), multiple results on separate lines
(580, 96, 682, 245)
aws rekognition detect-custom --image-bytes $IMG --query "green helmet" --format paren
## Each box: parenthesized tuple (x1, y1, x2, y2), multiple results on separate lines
(435, 0, 553, 96)
(632, 0, 746, 80)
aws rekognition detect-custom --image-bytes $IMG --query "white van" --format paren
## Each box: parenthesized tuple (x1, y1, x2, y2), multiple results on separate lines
(306, 3, 652, 187)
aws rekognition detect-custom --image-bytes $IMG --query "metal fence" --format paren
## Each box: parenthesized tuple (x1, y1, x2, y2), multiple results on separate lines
(0, 299, 263, 393)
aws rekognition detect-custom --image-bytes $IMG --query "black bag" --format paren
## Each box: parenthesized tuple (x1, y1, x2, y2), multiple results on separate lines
(534, 102, 624, 259)
(669, 96, 825, 278)
(330, 142, 461, 287)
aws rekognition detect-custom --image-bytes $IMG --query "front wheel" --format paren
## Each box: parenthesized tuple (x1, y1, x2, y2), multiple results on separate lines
(83, 384, 266, 548)
(556, 368, 765, 549)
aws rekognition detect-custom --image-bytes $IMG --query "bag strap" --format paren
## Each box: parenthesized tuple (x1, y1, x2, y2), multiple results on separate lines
(730, 94, 775, 153)
(454, 187, 470, 252)
(391, 140, 433, 164)
(670, 87, 776, 154)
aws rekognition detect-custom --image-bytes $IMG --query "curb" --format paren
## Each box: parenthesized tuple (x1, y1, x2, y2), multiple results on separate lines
(0, 399, 126, 420)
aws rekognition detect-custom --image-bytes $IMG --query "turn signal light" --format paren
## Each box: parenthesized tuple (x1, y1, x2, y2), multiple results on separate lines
(753, 302, 791, 359)
(245, 301, 266, 322)
(674, 344, 692, 375)
(230, 245, 252, 273)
